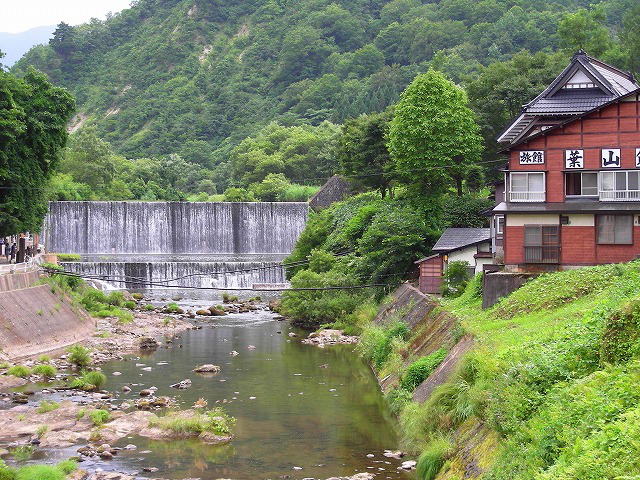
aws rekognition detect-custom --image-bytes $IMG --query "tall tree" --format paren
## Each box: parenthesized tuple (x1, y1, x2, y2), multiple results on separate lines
(0, 67, 75, 236)
(557, 6, 611, 57)
(621, 4, 640, 76)
(336, 109, 394, 198)
(387, 69, 482, 197)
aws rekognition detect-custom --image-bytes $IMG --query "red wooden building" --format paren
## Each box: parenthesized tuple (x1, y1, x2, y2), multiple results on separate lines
(492, 51, 640, 270)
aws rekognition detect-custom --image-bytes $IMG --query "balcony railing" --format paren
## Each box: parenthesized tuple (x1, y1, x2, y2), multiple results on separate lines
(509, 191, 546, 202)
(523, 245, 560, 264)
(599, 190, 640, 201)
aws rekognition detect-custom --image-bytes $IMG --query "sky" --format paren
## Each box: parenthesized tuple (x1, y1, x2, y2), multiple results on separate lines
(0, 0, 133, 33)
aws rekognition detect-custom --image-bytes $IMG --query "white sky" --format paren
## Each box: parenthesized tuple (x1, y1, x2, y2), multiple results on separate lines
(0, 0, 133, 33)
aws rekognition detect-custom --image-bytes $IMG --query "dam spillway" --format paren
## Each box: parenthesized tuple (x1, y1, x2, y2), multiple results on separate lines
(44, 201, 309, 292)
(44, 201, 309, 255)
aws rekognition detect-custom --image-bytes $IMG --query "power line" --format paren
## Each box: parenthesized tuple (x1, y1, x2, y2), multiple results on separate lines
(0, 158, 506, 191)
(41, 267, 388, 291)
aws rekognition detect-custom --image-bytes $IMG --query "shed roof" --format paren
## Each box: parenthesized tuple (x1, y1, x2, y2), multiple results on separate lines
(432, 228, 491, 253)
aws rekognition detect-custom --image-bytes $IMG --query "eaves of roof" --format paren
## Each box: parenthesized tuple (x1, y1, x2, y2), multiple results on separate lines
(498, 87, 640, 154)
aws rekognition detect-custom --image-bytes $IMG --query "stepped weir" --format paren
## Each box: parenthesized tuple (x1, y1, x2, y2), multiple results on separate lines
(43, 201, 309, 291)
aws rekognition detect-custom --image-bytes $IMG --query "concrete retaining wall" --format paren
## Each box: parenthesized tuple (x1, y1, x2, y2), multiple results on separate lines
(482, 272, 538, 309)
(0, 284, 95, 361)
(376, 283, 438, 328)
(0, 270, 42, 292)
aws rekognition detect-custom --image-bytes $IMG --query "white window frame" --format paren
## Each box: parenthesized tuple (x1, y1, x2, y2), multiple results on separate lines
(509, 172, 546, 202)
(599, 170, 640, 201)
(565, 171, 598, 198)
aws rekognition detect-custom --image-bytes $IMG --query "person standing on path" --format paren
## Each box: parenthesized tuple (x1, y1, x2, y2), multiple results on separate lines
(10, 243, 16, 263)
(4, 242, 9, 262)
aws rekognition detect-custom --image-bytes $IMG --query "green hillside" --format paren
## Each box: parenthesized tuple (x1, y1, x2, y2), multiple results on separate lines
(12, 0, 638, 167)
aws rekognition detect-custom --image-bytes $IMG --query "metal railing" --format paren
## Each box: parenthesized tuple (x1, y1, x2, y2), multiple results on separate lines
(509, 191, 546, 202)
(599, 190, 640, 201)
(523, 245, 560, 264)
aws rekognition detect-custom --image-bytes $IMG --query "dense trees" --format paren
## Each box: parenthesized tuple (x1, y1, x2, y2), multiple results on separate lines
(11, 0, 638, 162)
(336, 109, 394, 198)
(0, 66, 74, 236)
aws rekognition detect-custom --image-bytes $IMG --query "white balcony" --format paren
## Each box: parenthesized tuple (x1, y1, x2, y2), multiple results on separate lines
(509, 191, 546, 202)
(599, 190, 640, 201)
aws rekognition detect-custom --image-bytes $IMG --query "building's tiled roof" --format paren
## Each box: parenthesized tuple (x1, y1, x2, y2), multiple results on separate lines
(432, 228, 491, 253)
(498, 51, 638, 144)
(525, 89, 613, 114)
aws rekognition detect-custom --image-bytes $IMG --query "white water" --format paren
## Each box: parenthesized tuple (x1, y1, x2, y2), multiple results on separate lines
(44, 201, 309, 255)
(45, 201, 308, 291)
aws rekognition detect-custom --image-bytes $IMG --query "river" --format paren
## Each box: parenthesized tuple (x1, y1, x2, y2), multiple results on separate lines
(39, 309, 406, 480)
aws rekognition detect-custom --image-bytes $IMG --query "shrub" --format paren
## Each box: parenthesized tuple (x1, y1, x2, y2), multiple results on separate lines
(11, 446, 34, 462)
(107, 291, 125, 306)
(70, 370, 106, 390)
(164, 302, 182, 313)
(66, 345, 91, 367)
(0, 460, 15, 480)
(55, 460, 77, 475)
(123, 300, 137, 309)
(144, 304, 156, 311)
(7, 365, 31, 378)
(416, 435, 450, 480)
(400, 348, 448, 391)
(441, 261, 471, 297)
(36, 401, 60, 414)
(37, 355, 51, 363)
(359, 322, 411, 369)
(79, 289, 109, 310)
(386, 387, 413, 416)
(222, 293, 238, 303)
(35, 425, 49, 438)
(89, 409, 110, 426)
(32, 365, 57, 379)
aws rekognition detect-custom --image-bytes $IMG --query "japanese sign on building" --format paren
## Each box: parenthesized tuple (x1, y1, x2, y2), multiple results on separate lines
(602, 148, 621, 168)
(636, 148, 640, 168)
(519, 151, 545, 165)
(565, 149, 583, 169)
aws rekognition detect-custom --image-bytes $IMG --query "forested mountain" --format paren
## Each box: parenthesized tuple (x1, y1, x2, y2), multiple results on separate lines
(8, 0, 639, 200)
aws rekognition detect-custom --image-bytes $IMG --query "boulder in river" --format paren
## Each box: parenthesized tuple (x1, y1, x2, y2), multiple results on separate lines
(193, 364, 220, 373)
(195, 309, 211, 316)
(139, 337, 159, 350)
(208, 306, 227, 316)
(170, 379, 192, 389)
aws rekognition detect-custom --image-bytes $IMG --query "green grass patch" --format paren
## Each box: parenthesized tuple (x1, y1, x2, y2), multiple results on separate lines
(36, 401, 60, 414)
(88, 409, 110, 426)
(7, 365, 31, 378)
(66, 345, 91, 367)
(149, 408, 235, 436)
(32, 365, 57, 379)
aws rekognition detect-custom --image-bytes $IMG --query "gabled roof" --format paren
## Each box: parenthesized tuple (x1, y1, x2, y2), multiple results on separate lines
(499, 86, 640, 153)
(498, 51, 638, 145)
(432, 228, 491, 253)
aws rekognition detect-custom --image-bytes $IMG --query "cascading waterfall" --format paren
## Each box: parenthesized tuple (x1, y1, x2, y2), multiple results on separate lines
(45, 201, 309, 292)
(44, 201, 308, 255)
(61, 261, 288, 289)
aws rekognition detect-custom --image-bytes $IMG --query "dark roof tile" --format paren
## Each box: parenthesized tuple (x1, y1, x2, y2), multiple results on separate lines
(432, 228, 491, 252)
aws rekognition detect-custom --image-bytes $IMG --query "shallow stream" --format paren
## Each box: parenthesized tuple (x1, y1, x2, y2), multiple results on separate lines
(70, 310, 405, 480)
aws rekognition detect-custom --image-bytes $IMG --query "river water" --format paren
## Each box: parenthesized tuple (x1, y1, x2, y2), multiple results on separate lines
(88, 310, 405, 480)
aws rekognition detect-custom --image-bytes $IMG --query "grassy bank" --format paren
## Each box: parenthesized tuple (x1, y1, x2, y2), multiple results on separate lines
(383, 262, 640, 479)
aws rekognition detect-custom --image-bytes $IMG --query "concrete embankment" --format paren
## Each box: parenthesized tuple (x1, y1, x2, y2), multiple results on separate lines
(0, 267, 95, 360)
(374, 283, 474, 395)
(375, 283, 488, 479)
